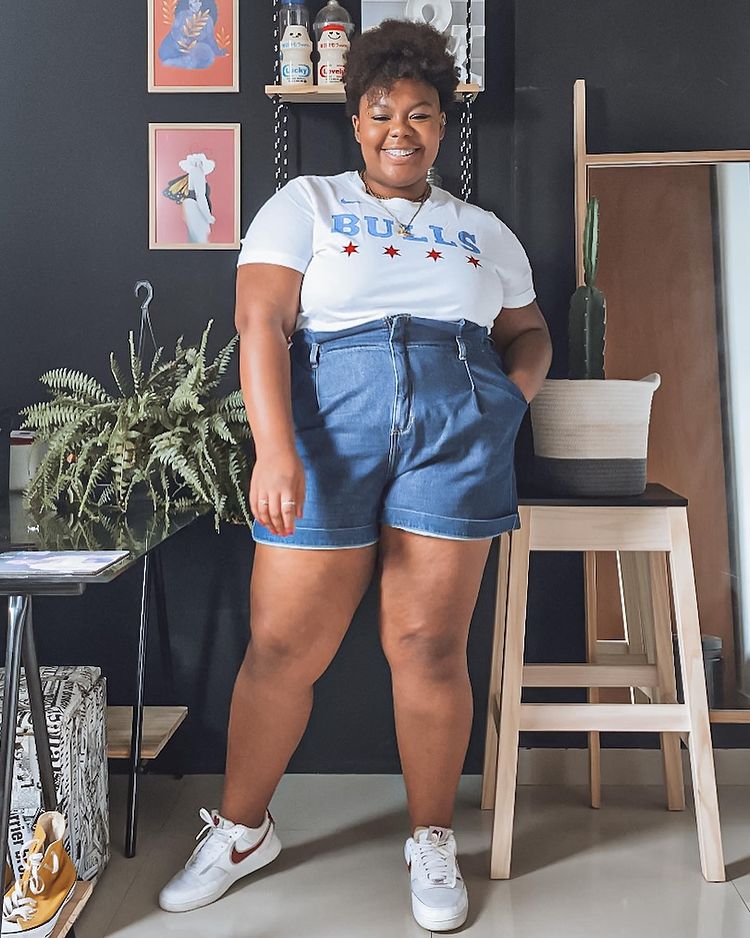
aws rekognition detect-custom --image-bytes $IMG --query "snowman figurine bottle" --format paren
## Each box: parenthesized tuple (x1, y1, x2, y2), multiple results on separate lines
(316, 22, 349, 84)
(280, 23, 313, 85)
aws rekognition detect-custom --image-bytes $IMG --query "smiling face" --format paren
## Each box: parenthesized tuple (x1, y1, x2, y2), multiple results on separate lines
(351, 78, 445, 200)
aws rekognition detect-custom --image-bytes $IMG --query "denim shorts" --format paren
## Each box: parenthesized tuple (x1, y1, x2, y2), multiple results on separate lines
(251, 314, 529, 549)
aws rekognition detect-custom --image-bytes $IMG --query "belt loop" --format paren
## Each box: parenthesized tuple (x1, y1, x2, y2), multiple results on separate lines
(455, 336, 467, 361)
(309, 341, 320, 368)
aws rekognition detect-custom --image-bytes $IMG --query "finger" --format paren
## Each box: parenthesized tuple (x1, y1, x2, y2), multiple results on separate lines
(281, 496, 296, 532)
(257, 495, 275, 532)
(268, 492, 285, 535)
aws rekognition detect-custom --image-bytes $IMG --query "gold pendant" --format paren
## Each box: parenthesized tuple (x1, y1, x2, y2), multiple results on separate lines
(398, 225, 411, 237)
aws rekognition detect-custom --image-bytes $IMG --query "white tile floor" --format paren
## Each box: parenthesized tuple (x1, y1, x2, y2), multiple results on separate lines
(76, 774, 750, 937)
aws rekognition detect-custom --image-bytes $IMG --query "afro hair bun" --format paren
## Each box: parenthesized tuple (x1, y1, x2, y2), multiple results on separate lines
(344, 19, 460, 118)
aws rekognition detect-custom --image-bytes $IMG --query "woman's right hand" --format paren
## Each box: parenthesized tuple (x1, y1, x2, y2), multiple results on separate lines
(249, 445, 306, 536)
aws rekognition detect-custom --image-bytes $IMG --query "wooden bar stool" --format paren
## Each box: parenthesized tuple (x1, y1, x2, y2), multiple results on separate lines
(479, 484, 725, 882)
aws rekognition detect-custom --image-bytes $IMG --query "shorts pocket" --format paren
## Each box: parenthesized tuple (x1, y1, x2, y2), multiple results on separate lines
(290, 345, 324, 430)
(479, 337, 529, 405)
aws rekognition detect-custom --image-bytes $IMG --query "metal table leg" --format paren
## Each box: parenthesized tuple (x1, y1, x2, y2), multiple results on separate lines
(21, 600, 57, 812)
(125, 553, 151, 858)
(153, 549, 176, 702)
(0, 596, 29, 937)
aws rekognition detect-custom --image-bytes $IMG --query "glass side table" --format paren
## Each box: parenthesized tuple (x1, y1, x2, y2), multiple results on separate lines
(0, 493, 209, 899)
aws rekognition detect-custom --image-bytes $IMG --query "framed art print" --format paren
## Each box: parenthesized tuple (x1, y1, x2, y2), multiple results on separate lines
(149, 123, 240, 249)
(148, 0, 239, 92)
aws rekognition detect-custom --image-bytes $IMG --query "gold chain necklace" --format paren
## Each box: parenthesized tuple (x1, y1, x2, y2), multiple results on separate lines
(359, 170, 431, 238)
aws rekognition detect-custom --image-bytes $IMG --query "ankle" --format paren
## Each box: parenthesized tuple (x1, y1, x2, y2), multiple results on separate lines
(220, 808, 268, 830)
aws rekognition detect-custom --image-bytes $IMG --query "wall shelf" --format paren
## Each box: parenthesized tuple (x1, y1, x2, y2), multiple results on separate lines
(265, 83, 481, 104)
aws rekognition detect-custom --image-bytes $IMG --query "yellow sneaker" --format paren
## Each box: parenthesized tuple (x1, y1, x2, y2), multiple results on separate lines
(2, 812, 77, 936)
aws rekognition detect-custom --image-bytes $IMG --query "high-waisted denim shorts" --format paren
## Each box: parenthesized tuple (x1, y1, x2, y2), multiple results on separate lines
(251, 314, 529, 549)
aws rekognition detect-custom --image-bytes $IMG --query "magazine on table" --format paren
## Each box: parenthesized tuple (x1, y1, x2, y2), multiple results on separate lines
(0, 551, 130, 576)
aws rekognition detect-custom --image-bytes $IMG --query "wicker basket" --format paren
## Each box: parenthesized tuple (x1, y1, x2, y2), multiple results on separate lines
(529, 373, 661, 497)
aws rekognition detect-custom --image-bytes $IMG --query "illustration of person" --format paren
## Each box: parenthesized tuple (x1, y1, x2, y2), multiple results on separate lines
(162, 153, 216, 244)
(158, 0, 227, 70)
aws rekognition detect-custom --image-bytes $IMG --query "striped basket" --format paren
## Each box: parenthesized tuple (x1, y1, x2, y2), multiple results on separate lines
(529, 373, 661, 497)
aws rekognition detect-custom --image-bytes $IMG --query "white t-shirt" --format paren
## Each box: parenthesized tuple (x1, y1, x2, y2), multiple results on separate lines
(236, 170, 536, 333)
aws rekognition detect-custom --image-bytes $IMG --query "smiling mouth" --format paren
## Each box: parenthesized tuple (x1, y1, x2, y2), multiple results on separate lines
(382, 148, 420, 159)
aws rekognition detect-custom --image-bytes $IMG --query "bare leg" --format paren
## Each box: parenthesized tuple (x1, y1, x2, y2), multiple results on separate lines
(377, 526, 493, 831)
(221, 541, 378, 827)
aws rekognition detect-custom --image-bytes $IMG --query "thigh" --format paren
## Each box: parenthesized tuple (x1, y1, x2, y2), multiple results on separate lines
(377, 525, 493, 662)
(249, 541, 378, 676)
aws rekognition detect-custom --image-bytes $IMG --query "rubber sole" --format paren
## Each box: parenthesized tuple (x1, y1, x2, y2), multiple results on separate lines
(3, 881, 77, 937)
(159, 832, 282, 913)
(411, 892, 469, 932)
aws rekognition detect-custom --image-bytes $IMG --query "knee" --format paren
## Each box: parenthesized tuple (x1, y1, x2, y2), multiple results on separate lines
(243, 628, 323, 683)
(382, 627, 466, 681)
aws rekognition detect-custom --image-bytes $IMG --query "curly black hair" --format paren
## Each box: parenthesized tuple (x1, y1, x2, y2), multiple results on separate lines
(343, 19, 460, 119)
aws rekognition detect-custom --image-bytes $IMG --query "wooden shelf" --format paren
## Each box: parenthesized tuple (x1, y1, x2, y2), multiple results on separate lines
(265, 82, 481, 103)
(51, 881, 94, 938)
(107, 705, 188, 760)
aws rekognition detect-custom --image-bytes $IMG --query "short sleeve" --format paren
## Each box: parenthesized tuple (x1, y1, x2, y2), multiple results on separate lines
(236, 177, 314, 273)
(491, 214, 536, 308)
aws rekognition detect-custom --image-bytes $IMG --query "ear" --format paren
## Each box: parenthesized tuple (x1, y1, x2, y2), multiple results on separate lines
(351, 114, 361, 143)
(439, 112, 446, 141)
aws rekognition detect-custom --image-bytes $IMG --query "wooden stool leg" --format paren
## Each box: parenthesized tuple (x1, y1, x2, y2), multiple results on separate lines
(491, 510, 531, 879)
(621, 551, 685, 810)
(481, 533, 511, 809)
(649, 551, 686, 810)
(667, 507, 725, 882)
(584, 551, 601, 808)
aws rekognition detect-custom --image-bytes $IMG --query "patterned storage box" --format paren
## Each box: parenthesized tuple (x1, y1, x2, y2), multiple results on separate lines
(0, 665, 109, 881)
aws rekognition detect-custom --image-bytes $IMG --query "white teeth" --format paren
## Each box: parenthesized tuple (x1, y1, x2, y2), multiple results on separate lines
(385, 149, 416, 156)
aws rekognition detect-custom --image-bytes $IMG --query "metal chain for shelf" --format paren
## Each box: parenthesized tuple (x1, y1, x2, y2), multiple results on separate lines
(459, 0, 474, 202)
(273, 1, 289, 191)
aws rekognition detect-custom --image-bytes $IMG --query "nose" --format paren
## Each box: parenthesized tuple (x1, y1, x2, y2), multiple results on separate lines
(388, 121, 413, 140)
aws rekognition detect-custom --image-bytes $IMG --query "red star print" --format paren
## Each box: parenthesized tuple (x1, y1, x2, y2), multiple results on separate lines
(383, 244, 401, 258)
(426, 249, 443, 262)
(342, 241, 359, 256)
(467, 255, 481, 267)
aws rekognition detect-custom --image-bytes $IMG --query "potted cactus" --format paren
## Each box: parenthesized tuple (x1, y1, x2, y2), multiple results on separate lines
(529, 197, 660, 496)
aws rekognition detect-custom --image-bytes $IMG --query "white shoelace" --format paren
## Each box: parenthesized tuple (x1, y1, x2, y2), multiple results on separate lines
(186, 808, 236, 874)
(3, 839, 59, 923)
(414, 835, 458, 888)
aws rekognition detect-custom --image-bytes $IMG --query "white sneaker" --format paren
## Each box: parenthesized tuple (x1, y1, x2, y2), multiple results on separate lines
(158, 807, 281, 913)
(404, 825, 468, 932)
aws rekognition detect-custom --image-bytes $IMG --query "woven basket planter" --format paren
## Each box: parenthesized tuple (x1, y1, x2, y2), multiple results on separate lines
(529, 373, 661, 497)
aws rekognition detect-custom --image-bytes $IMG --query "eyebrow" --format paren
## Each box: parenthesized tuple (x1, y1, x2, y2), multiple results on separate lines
(367, 100, 436, 110)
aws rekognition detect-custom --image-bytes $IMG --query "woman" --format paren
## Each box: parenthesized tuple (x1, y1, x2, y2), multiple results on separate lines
(159, 18, 552, 932)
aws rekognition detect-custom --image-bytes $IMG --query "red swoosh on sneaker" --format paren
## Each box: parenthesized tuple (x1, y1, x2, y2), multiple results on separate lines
(231, 823, 271, 864)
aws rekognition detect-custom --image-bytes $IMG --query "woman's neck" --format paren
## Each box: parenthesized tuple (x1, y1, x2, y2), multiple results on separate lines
(360, 170, 429, 202)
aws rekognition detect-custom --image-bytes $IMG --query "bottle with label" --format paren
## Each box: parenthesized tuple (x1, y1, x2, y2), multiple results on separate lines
(312, 1, 354, 85)
(279, 0, 313, 85)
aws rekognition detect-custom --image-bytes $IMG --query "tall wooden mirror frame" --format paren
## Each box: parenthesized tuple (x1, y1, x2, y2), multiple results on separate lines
(572, 78, 750, 724)
(574, 78, 750, 282)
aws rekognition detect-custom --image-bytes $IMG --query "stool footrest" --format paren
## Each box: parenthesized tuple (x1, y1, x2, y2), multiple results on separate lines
(523, 664, 658, 687)
(516, 702, 690, 732)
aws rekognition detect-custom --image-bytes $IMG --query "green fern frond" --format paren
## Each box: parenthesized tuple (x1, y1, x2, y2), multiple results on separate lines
(39, 369, 113, 405)
(110, 352, 133, 398)
(128, 332, 143, 396)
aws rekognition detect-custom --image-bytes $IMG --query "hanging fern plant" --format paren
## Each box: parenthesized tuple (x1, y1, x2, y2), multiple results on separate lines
(19, 320, 254, 532)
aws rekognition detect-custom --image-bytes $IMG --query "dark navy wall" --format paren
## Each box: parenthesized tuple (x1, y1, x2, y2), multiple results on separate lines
(1, 2, 747, 773)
